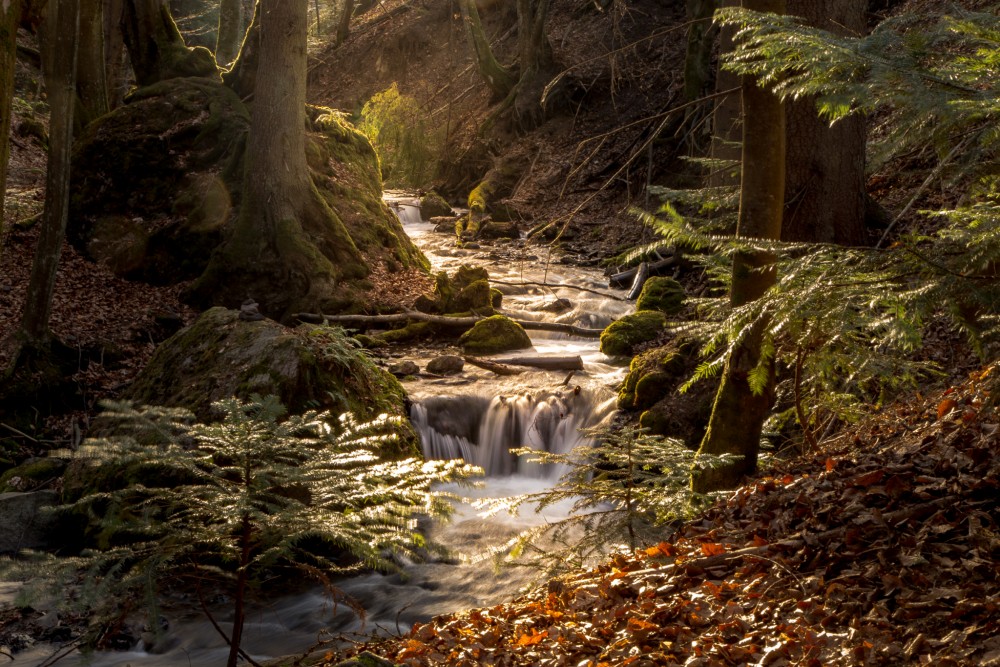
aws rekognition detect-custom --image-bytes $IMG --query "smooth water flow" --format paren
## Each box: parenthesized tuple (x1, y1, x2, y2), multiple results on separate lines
(4, 194, 631, 666)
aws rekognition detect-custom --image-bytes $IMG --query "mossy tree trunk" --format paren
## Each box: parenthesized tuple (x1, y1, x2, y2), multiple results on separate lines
(692, 0, 785, 494)
(0, 0, 21, 249)
(191, 0, 365, 320)
(459, 0, 516, 101)
(122, 0, 218, 86)
(215, 0, 243, 67)
(19, 0, 79, 346)
(222, 0, 258, 99)
(511, 0, 553, 128)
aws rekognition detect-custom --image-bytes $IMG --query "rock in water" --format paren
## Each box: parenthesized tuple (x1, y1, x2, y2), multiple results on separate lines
(426, 355, 465, 375)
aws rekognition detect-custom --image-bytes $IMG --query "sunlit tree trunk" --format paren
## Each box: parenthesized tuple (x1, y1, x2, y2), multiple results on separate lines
(19, 0, 80, 346)
(215, 0, 243, 67)
(191, 0, 365, 319)
(0, 0, 21, 249)
(693, 0, 785, 494)
(335, 0, 353, 46)
(223, 0, 258, 98)
(459, 0, 516, 101)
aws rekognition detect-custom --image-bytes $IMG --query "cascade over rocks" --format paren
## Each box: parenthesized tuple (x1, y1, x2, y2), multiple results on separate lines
(124, 307, 411, 440)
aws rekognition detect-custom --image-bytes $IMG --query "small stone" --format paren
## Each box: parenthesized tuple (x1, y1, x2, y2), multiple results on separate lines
(388, 360, 420, 377)
(541, 298, 573, 314)
(426, 355, 464, 376)
(238, 299, 265, 322)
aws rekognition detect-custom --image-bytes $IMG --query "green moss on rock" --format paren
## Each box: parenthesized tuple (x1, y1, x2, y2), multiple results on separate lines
(459, 315, 532, 354)
(420, 191, 453, 218)
(636, 277, 686, 316)
(600, 311, 667, 357)
(618, 343, 693, 409)
(0, 458, 67, 492)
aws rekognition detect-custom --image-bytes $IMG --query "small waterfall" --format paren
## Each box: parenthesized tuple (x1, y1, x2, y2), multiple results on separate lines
(388, 201, 423, 226)
(411, 389, 617, 478)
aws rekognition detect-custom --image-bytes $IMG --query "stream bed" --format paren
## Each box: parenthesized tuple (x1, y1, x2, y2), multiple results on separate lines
(4, 196, 633, 666)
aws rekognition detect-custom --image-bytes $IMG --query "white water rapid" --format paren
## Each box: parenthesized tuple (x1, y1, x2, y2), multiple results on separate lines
(4, 195, 632, 666)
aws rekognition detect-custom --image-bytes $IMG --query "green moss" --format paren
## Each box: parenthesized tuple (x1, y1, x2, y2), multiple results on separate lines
(420, 191, 453, 218)
(490, 288, 503, 309)
(600, 311, 667, 357)
(636, 277, 686, 315)
(459, 315, 532, 354)
(451, 279, 494, 314)
(377, 321, 433, 344)
(468, 179, 494, 214)
(0, 458, 67, 492)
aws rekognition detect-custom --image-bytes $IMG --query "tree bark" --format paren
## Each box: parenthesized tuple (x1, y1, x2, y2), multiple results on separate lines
(683, 0, 717, 102)
(19, 0, 80, 345)
(76, 0, 108, 126)
(459, 0, 516, 101)
(0, 0, 21, 249)
(512, 0, 553, 128)
(708, 0, 741, 190)
(335, 0, 354, 45)
(103, 0, 126, 109)
(192, 0, 365, 319)
(215, 0, 243, 67)
(223, 0, 259, 99)
(693, 0, 785, 494)
(781, 0, 865, 245)
(122, 0, 218, 86)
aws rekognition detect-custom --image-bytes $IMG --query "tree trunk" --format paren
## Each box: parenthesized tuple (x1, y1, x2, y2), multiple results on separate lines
(191, 0, 365, 319)
(781, 0, 865, 245)
(76, 0, 109, 127)
(459, 0, 516, 101)
(226, 513, 252, 667)
(512, 0, 552, 128)
(215, 0, 243, 67)
(122, 0, 218, 86)
(683, 0, 716, 102)
(19, 0, 80, 345)
(103, 0, 126, 109)
(335, 0, 354, 45)
(223, 0, 259, 99)
(0, 0, 21, 249)
(708, 0, 741, 190)
(693, 0, 785, 494)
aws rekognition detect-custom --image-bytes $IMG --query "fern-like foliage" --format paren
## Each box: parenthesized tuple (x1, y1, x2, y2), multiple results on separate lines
(716, 7, 1000, 184)
(474, 425, 734, 575)
(23, 397, 481, 644)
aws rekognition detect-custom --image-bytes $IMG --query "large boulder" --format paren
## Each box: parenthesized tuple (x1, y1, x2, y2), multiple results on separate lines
(599, 311, 668, 357)
(419, 191, 454, 218)
(124, 308, 409, 426)
(0, 491, 58, 553)
(459, 315, 532, 355)
(636, 277, 686, 316)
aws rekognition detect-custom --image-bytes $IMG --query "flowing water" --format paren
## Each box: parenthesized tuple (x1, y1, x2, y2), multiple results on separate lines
(5, 196, 632, 666)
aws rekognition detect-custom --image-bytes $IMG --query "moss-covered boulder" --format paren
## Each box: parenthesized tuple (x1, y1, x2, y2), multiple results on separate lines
(0, 458, 67, 492)
(459, 315, 532, 354)
(636, 277, 686, 316)
(415, 265, 494, 315)
(600, 311, 667, 357)
(124, 307, 409, 426)
(420, 191, 453, 218)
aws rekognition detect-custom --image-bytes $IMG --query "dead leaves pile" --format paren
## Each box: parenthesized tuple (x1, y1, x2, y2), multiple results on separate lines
(339, 368, 999, 666)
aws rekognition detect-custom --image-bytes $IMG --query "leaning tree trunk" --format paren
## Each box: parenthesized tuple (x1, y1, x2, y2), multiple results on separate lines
(122, 0, 218, 86)
(0, 0, 21, 249)
(76, 0, 109, 127)
(19, 0, 80, 346)
(459, 0, 516, 101)
(781, 0, 866, 245)
(692, 0, 785, 494)
(215, 0, 243, 67)
(191, 0, 365, 319)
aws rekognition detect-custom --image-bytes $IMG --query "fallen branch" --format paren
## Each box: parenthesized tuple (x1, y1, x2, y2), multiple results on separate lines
(490, 279, 626, 301)
(492, 355, 584, 371)
(294, 311, 605, 338)
(464, 356, 524, 376)
(609, 256, 677, 290)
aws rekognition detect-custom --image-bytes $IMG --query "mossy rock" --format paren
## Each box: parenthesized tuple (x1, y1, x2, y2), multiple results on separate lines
(618, 341, 695, 410)
(451, 279, 494, 314)
(636, 277, 686, 316)
(124, 308, 411, 444)
(490, 288, 503, 309)
(638, 382, 716, 449)
(0, 457, 67, 492)
(599, 311, 667, 357)
(459, 315, 532, 355)
(420, 191, 453, 218)
(70, 78, 250, 283)
(417, 265, 491, 314)
(377, 321, 433, 344)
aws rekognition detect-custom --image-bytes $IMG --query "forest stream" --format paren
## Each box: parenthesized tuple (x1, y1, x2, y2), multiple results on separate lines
(3, 197, 634, 666)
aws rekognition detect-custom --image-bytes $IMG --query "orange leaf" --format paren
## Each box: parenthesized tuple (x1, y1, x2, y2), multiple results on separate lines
(853, 469, 884, 487)
(752, 534, 769, 547)
(701, 542, 726, 557)
(515, 629, 548, 646)
(937, 397, 958, 419)
(627, 618, 658, 633)
(825, 458, 836, 472)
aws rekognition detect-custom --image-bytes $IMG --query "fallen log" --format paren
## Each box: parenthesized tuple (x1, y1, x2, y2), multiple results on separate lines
(294, 311, 605, 338)
(463, 356, 524, 376)
(492, 355, 584, 371)
(490, 279, 626, 301)
(609, 256, 677, 290)
(626, 261, 650, 300)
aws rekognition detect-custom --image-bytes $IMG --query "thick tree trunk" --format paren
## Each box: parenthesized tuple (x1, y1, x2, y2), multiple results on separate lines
(19, 0, 80, 345)
(76, 0, 108, 126)
(215, 0, 243, 67)
(459, 0, 516, 101)
(512, 0, 552, 128)
(122, 0, 218, 86)
(693, 0, 785, 494)
(781, 0, 865, 245)
(103, 0, 126, 109)
(192, 0, 364, 319)
(0, 0, 21, 247)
